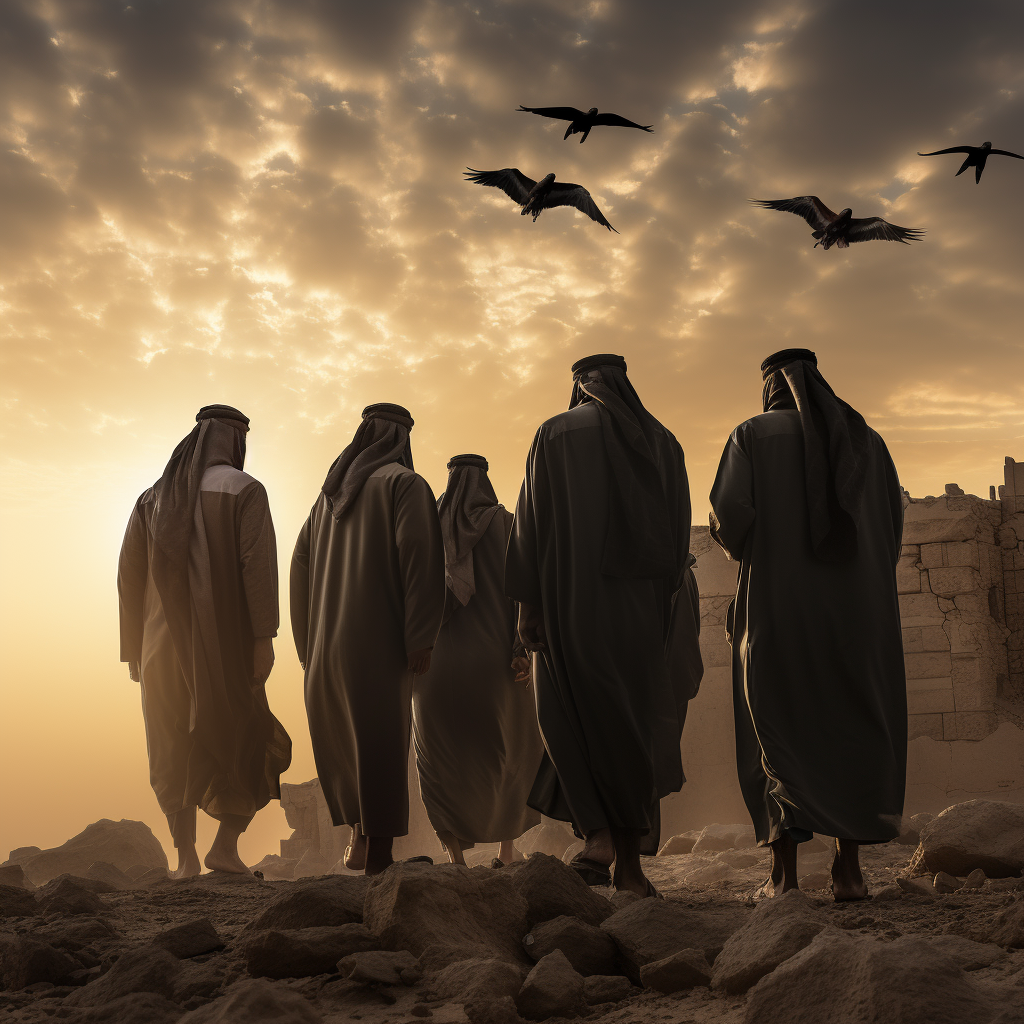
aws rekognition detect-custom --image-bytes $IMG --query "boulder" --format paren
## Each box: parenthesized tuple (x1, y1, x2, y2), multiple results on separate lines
(523, 915, 619, 976)
(10, 820, 167, 886)
(926, 935, 1008, 971)
(418, 943, 489, 971)
(464, 995, 524, 1024)
(743, 928, 1007, 1024)
(152, 918, 225, 959)
(85, 863, 135, 890)
(516, 949, 586, 1020)
(601, 897, 745, 979)
(38, 878, 108, 916)
(338, 949, 422, 986)
(657, 832, 699, 856)
(934, 872, 962, 894)
(177, 978, 322, 1022)
(245, 875, 367, 931)
(917, 801, 1024, 878)
(430, 958, 525, 1003)
(39, 873, 120, 896)
(897, 876, 937, 898)
(64, 946, 182, 1006)
(0, 884, 38, 918)
(692, 824, 751, 853)
(583, 974, 633, 1004)
(964, 869, 987, 889)
(363, 861, 529, 965)
(711, 889, 827, 994)
(505, 854, 613, 927)
(0, 933, 79, 989)
(977, 903, 1024, 949)
(33, 917, 119, 951)
(240, 924, 377, 978)
(683, 859, 732, 886)
(0, 866, 29, 890)
(640, 948, 712, 993)
(60, 991, 183, 1023)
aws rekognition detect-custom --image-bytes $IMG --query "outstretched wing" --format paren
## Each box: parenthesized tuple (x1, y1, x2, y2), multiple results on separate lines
(989, 148, 1024, 160)
(846, 218, 925, 244)
(918, 147, 974, 156)
(464, 167, 536, 206)
(749, 196, 838, 231)
(591, 111, 654, 132)
(544, 182, 618, 232)
(517, 105, 587, 122)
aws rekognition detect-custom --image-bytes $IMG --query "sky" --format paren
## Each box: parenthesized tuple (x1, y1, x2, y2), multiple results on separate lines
(1, 0, 1022, 865)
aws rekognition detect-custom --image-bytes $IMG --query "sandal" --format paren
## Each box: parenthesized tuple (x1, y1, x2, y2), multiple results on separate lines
(569, 855, 612, 887)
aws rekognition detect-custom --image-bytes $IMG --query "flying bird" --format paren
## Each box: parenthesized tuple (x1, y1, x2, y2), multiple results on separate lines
(464, 168, 618, 232)
(917, 141, 1024, 183)
(750, 197, 924, 249)
(517, 105, 654, 144)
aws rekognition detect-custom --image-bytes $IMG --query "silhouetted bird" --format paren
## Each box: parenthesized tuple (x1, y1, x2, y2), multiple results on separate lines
(464, 168, 618, 232)
(917, 141, 1024, 183)
(517, 105, 654, 143)
(750, 197, 924, 249)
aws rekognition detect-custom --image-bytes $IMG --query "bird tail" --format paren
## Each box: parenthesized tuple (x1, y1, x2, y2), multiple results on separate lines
(975, 163, 983, 184)
(563, 125, 573, 140)
(580, 128, 591, 143)
(836, 237, 849, 249)
(956, 157, 971, 176)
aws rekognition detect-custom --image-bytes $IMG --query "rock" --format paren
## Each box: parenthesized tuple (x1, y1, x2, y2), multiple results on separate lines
(601, 896, 745, 979)
(247, 855, 296, 881)
(245, 875, 367, 931)
(133, 867, 171, 887)
(926, 935, 1007, 971)
(712, 889, 826, 994)
(293, 849, 331, 879)
(38, 878, 108, 916)
(964, 869, 987, 889)
(640, 947, 712, 993)
(934, 872, 963, 894)
(39, 873, 120, 896)
(64, 946, 182, 1006)
(152, 918, 224, 959)
(430, 958, 525, 1002)
(418, 943, 488, 970)
(34, 917, 119, 951)
(10, 820, 168, 886)
(897, 876, 937, 898)
(912, 812, 935, 829)
(0, 866, 29, 890)
(363, 861, 529, 964)
(743, 928, 1007, 1024)
(61, 991, 183, 1023)
(177, 978, 322, 1022)
(464, 995, 524, 1024)
(515, 949, 586, 1020)
(657, 832, 699, 856)
(979, 903, 1024, 949)
(85, 862, 135, 890)
(0, 933, 79, 989)
(338, 949, 422, 985)
(692, 824, 750, 853)
(522, 915, 619, 976)
(0, 883, 38, 918)
(506, 854, 613, 927)
(874, 885, 903, 901)
(240, 924, 377, 978)
(918, 800, 1024, 878)
(583, 974, 633, 1004)
(683, 860, 732, 886)
(720, 851, 760, 869)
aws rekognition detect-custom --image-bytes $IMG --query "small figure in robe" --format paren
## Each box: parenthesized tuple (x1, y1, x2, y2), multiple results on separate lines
(505, 355, 697, 897)
(290, 404, 445, 876)
(710, 349, 906, 902)
(413, 455, 545, 866)
(117, 405, 292, 878)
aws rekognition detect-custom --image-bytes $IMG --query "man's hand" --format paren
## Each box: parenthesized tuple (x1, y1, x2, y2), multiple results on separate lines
(128, 662, 141, 683)
(511, 655, 532, 686)
(408, 647, 432, 676)
(254, 637, 275, 685)
(517, 602, 547, 653)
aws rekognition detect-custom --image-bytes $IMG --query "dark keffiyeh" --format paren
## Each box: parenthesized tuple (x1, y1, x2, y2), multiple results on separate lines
(437, 454, 502, 605)
(322, 403, 415, 520)
(761, 348, 869, 562)
(569, 354, 677, 579)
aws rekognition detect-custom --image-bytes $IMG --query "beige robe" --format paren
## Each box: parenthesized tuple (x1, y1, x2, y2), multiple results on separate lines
(413, 508, 543, 848)
(291, 463, 445, 837)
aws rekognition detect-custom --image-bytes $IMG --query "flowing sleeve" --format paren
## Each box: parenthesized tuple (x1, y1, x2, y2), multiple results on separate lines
(395, 472, 446, 654)
(504, 428, 547, 608)
(709, 431, 755, 561)
(238, 481, 279, 638)
(117, 496, 149, 664)
(289, 510, 313, 665)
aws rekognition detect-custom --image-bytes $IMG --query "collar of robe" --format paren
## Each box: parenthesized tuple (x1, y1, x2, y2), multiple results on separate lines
(438, 454, 501, 606)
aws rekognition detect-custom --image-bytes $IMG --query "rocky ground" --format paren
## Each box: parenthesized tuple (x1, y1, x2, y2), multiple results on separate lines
(2, 801, 1024, 1023)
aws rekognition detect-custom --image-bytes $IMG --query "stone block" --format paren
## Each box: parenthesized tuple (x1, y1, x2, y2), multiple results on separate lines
(693, 549, 738, 598)
(907, 688, 955, 714)
(908, 715, 943, 741)
(904, 651, 952, 680)
(928, 567, 983, 597)
(902, 506, 986, 545)
(899, 593, 945, 627)
(896, 555, 922, 594)
(943, 713, 999, 741)
(918, 543, 945, 568)
(918, 540, 981, 570)
(906, 676, 952, 693)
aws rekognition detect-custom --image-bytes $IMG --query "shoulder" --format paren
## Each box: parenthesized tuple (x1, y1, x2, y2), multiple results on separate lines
(201, 464, 262, 497)
(536, 403, 602, 441)
(730, 410, 801, 447)
(375, 463, 436, 500)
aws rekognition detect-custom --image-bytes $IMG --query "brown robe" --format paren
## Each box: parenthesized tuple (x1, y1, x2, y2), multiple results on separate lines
(413, 507, 544, 848)
(118, 464, 291, 839)
(291, 463, 445, 837)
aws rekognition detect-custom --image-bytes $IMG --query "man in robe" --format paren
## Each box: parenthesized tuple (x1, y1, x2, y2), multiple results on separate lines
(505, 355, 696, 897)
(290, 404, 445, 876)
(710, 349, 906, 901)
(118, 405, 292, 878)
(413, 455, 544, 867)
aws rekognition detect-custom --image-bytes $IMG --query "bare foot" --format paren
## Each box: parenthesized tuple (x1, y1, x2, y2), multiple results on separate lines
(831, 839, 869, 901)
(344, 824, 367, 871)
(364, 836, 394, 876)
(203, 847, 250, 874)
(764, 833, 799, 896)
(497, 840, 523, 864)
(443, 835, 467, 866)
(169, 846, 202, 879)
(611, 862, 653, 897)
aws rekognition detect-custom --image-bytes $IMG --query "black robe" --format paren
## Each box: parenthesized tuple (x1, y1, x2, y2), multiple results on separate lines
(710, 409, 906, 844)
(505, 401, 695, 839)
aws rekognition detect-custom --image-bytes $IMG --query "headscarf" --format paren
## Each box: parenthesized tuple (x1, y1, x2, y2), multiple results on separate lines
(760, 348, 869, 562)
(569, 354, 677, 579)
(437, 454, 501, 605)
(322, 403, 414, 519)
